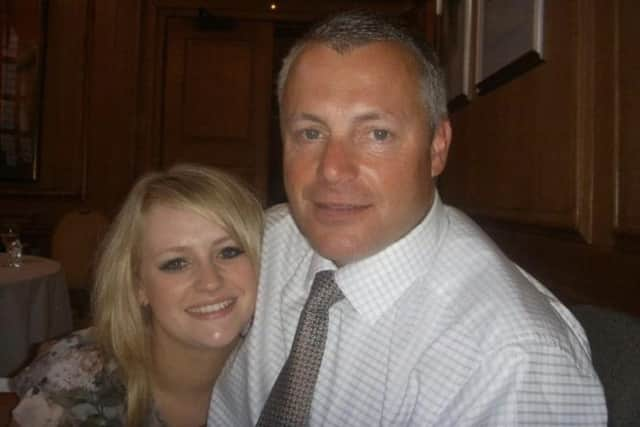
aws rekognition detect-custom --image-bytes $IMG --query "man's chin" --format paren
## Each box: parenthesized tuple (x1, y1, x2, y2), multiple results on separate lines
(307, 237, 371, 267)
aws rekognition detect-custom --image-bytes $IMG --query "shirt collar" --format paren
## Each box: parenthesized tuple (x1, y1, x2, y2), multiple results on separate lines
(309, 192, 447, 324)
(306, 255, 337, 285)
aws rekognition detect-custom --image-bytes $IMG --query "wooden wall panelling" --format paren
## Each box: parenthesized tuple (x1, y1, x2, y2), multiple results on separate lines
(134, 0, 163, 176)
(1, 0, 90, 197)
(486, 225, 640, 316)
(160, 14, 273, 199)
(442, 1, 582, 232)
(0, 0, 93, 255)
(614, 0, 640, 239)
(588, 0, 616, 248)
(2, 0, 146, 254)
(574, 0, 597, 243)
(440, 0, 640, 314)
(83, 0, 144, 215)
(153, 0, 418, 22)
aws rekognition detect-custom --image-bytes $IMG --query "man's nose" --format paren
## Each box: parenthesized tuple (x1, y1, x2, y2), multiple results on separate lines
(318, 138, 357, 183)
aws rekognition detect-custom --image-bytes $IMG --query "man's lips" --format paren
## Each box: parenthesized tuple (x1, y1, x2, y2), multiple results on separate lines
(311, 202, 372, 223)
(315, 202, 370, 211)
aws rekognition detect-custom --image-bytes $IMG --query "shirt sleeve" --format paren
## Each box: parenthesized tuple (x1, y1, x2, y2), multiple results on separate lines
(429, 339, 607, 426)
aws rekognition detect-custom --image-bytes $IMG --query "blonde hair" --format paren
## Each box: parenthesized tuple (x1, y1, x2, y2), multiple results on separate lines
(91, 164, 263, 426)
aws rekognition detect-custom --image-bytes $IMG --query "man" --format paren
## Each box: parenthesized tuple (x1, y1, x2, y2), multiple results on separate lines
(210, 10, 607, 426)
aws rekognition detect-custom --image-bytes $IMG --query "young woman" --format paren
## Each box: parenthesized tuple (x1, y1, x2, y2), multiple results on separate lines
(11, 164, 263, 426)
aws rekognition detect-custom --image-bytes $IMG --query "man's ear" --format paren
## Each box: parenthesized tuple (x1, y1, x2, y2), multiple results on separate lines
(430, 119, 452, 178)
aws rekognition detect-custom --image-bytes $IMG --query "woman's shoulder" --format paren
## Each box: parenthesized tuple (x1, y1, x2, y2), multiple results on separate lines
(14, 328, 112, 394)
(12, 327, 126, 426)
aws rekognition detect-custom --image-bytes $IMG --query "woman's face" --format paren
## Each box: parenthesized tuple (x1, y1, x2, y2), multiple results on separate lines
(137, 203, 257, 353)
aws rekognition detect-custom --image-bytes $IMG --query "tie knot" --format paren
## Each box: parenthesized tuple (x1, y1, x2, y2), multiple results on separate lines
(307, 270, 344, 312)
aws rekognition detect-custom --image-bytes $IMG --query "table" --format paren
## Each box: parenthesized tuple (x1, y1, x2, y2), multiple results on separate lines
(0, 254, 73, 376)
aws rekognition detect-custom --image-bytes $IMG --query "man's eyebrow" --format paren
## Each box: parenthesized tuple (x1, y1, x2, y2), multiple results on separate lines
(352, 111, 385, 123)
(288, 113, 325, 124)
(286, 111, 394, 125)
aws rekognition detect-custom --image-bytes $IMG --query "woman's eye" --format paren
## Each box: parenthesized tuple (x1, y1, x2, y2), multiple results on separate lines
(218, 246, 245, 259)
(159, 258, 189, 272)
(371, 129, 390, 141)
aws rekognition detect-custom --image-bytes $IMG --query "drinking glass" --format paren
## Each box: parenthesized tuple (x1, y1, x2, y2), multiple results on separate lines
(1, 223, 22, 267)
(0, 223, 19, 251)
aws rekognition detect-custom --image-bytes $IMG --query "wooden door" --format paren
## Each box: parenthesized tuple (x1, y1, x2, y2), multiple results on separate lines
(162, 16, 273, 198)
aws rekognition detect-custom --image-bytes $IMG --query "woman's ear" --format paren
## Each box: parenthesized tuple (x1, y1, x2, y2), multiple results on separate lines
(137, 286, 149, 307)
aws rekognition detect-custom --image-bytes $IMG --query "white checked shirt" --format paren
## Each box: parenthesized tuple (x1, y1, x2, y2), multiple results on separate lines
(210, 193, 607, 426)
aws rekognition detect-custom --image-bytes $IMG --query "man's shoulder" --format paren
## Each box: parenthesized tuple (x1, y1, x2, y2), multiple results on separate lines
(261, 203, 312, 277)
(430, 205, 591, 363)
(263, 203, 306, 249)
(265, 203, 293, 232)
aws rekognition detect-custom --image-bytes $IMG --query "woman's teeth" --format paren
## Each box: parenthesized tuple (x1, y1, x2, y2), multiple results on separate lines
(187, 299, 234, 314)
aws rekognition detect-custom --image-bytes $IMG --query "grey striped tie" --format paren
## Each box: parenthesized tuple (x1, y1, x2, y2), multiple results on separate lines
(257, 270, 344, 426)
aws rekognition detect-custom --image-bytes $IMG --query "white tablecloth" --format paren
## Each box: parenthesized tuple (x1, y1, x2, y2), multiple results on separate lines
(0, 254, 73, 376)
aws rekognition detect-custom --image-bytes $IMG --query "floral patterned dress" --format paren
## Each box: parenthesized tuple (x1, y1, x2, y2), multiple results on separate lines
(12, 328, 167, 427)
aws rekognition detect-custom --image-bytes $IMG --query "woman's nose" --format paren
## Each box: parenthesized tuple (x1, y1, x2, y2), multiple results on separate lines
(195, 263, 224, 290)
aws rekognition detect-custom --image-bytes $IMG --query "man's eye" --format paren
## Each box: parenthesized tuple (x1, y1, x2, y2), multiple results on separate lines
(302, 128, 321, 140)
(371, 129, 390, 141)
(159, 258, 189, 272)
(218, 246, 245, 259)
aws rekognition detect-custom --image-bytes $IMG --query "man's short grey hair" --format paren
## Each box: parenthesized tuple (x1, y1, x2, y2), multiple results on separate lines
(277, 9, 448, 132)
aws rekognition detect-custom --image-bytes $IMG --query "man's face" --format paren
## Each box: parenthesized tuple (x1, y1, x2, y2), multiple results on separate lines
(281, 41, 451, 266)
